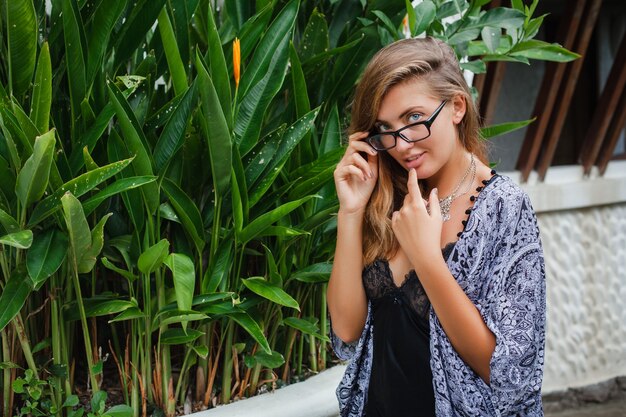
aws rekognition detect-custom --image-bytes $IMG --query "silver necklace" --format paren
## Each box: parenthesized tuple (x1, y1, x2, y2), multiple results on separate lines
(437, 154, 476, 222)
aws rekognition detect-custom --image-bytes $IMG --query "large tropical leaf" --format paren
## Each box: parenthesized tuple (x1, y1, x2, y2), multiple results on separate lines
(28, 157, 134, 226)
(15, 130, 55, 207)
(153, 82, 197, 172)
(30, 42, 52, 133)
(0, 269, 32, 332)
(241, 277, 300, 311)
(195, 54, 232, 197)
(6, 0, 37, 97)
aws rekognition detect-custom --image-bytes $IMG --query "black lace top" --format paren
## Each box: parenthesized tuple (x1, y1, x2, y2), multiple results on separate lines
(362, 242, 456, 417)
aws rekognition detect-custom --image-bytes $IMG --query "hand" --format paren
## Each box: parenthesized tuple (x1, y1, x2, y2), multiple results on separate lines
(391, 168, 444, 269)
(333, 131, 379, 214)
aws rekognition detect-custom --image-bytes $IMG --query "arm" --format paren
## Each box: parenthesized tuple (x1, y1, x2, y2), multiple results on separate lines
(392, 168, 495, 382)
(327, 209, 368, 343)
(327, 132, 378, 344)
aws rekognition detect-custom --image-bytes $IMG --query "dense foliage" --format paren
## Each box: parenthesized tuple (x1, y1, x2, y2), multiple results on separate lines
(0, 0, 575, 415)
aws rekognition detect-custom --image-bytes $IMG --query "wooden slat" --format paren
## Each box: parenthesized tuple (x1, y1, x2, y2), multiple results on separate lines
(536, 0, 603, 181)
(516, 0, 588, 182)
(480, 61, 507, 126)
(580, 32, 626, 175)
(597, 92, 626, 175)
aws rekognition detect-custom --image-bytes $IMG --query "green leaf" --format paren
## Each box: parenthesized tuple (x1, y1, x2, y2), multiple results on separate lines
(481, 26, 500, 53)
(469, 7, 525, 31)
(82, 176, 157, 216)
(481, 118, 536, 139)
(290, 262, 333, 283)
(248, 109, 320, 205)
(64, 297, 137, 321)
(6, 0, 37, 97)
(79, 213, 111, 274)
(62, 0, 87, 117)
(161, 328, 204, 345)
(107, 81, 158, 213)
(152, 309, 208, 332)
(157, 8, 188, 96)
(62, 395, 80, 408)
(164, 253, 195, 330)
(114, 0, 168, 66)
(30, 42, 52, 133)
(138, 239, 170, 275)
(241, 277, 300, 311)
(108, 307, 144, 323)
(238, 0, 299, 98)
(284, 317, 330, 342)
(231, 167, 244, 233)
(239, 196, 315, 243)
(202, 242, 232, 293)
(460, 59, 486, 74)
(104, 405, 134, 417)
(229, 312, 270, 354)
(510, 44, 580, 62)
(101, 258, 138, 282)
(15, 130, 55, 207)
(204, 1, 232, 129)
(28, 157, 134, 226)
(371, 10, 398, 39)
(153, 82, 197, 172)
(86, 0, 125, 87)
(235, 0, 299, 155)
(161, 179, 205, 253)
(253, 350, 285, 369)
(61, 192, 91, 271)
(411, 0, 437, 37)
(289, 41, 311, 118)
(0, 230, 32, 249)
(26, 229, 68, 289)
(298, 8, 330, 63)
(68, 103, 116, 174)
(192, 345, 209, 359)
(0, 209, 20, 235)
(195, 54, 232, 197)
(0, 269, 32, 332)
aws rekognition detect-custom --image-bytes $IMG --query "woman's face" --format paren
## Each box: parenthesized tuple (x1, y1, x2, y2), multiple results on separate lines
(375, 79, 465, 180)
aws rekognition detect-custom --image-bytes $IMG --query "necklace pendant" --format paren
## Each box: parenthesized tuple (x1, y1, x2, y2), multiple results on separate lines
(439, 195, 452, 222)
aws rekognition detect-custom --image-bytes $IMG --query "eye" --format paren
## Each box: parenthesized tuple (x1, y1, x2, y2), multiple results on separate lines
(408, 113, 422, 123)
(375, 123, 391, 132)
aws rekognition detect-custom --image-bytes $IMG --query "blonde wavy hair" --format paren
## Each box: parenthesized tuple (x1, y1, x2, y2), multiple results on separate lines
(349, 37, 488, 265)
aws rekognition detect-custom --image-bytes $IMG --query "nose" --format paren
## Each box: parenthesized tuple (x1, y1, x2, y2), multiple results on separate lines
(394, 134, 415, 151)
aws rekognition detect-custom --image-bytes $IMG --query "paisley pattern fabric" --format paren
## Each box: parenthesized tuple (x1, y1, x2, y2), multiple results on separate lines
(329, 174, 546, 416)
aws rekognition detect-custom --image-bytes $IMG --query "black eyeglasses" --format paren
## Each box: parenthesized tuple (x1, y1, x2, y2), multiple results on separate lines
(365, 100, 448, 151)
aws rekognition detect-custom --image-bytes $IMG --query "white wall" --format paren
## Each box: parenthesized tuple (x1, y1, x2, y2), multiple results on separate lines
(511, 161, 626, 393)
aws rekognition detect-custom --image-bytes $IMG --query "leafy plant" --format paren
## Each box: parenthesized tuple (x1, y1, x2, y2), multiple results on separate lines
(0, 0, 575, 416)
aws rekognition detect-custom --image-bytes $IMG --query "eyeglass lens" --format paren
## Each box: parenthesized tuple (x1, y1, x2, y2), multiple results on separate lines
(369, 123, 430, 150)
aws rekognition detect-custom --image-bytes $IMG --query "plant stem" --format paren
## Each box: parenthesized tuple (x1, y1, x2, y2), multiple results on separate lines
(174, 346, 192, 402)
(2, 329, 11, 417)
(50, 276, 63, 416)
(12, 314, 37, 374)
(320, 283, 327, 371)
(69, 266, 99, 392)
(221, 320, 234, 404)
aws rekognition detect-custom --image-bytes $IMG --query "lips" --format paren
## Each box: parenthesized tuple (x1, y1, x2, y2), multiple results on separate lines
(405, 152, 425, 168)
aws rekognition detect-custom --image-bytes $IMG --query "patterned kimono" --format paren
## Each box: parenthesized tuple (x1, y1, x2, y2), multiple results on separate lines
(330, 174, 546, 416)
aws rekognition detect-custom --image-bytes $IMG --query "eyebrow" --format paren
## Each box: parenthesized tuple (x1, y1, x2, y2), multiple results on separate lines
(375, 106, 427, 125)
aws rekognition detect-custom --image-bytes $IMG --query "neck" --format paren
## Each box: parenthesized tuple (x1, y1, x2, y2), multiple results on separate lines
(424, 148, 472, 197)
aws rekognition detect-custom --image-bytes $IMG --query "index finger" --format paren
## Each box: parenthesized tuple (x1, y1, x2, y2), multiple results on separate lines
(348, 131, 370, 143)
(407, 168, 421, 201)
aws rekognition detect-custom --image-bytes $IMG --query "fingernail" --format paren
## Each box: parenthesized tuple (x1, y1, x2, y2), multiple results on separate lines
(369, 170, 374, 178)
(433, 188, 438, 196)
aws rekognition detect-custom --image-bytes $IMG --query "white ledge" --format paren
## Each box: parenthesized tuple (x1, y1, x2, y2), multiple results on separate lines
(191, 365, 345, 417)
(502, 160, 626, 213)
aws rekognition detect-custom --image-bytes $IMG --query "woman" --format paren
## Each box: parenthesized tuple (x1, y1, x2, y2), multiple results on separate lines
(327, 37, 546, 416)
